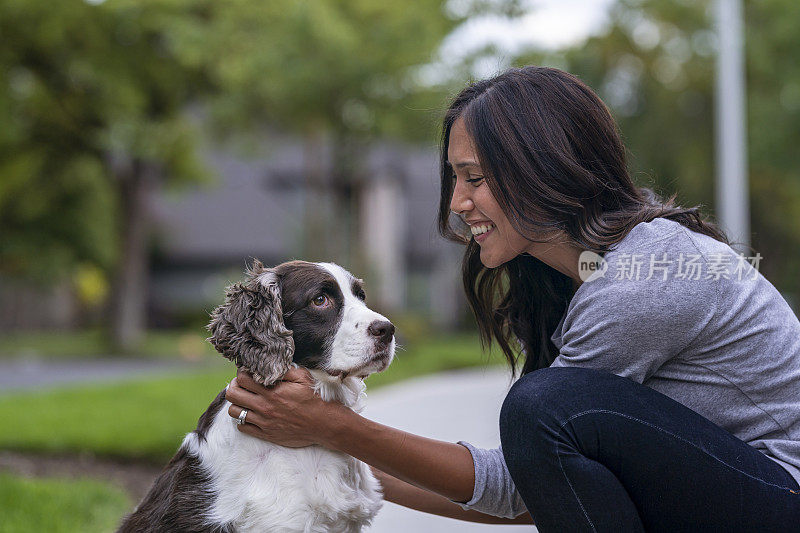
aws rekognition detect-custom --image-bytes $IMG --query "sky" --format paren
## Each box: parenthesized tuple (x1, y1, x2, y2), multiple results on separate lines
(447, 0, 616, 53)
(418, 0, 616, 84)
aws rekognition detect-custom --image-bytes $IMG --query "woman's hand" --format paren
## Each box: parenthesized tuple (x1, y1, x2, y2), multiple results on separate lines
(226, 367, 477, 505)
(225, 367, 337, 448)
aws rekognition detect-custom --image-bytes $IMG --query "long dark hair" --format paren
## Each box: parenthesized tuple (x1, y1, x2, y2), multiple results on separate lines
(437, 66, 730, 377)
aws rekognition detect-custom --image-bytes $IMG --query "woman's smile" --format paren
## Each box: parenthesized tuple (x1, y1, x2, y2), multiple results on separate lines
(472, 224, 495, 243)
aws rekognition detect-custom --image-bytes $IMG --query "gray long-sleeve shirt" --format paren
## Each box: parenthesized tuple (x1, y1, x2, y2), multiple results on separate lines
(456, 217, 800, 518)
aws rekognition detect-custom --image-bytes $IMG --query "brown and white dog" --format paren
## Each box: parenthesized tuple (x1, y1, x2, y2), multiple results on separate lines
(118, 260, 395, 533)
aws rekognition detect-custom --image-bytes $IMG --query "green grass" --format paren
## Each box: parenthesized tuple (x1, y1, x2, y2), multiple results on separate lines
(0, 361, 235, 462)
(0, 328, 219, 360)
(364, 334, 503, 388)
(0, 473, 130, 533)
(0, 334, 502, 462)
(0, 333, 502, 532)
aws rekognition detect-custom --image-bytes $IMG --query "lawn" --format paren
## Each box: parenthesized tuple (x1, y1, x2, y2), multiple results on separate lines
(0, 333, 502, 463)
(0, 362, 235, 462)
(0, 473, 130, 533)
(0, 333, 503, 533)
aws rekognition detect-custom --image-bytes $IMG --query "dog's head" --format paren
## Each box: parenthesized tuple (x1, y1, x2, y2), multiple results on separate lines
(207, 259, 395, 386)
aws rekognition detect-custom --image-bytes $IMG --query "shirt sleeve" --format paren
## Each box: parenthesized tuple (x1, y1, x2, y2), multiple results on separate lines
(451, 441, 528, 519)
(550, 271, 717, 384)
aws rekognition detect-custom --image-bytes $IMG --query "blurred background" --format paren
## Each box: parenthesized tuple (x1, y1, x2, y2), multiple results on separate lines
(0, 0, 798, 531)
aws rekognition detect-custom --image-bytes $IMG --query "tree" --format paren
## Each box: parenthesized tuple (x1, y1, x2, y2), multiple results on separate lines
(0, 0, 530, 345)
(0, 0, 208, 348)
(191, 0, 459, 268)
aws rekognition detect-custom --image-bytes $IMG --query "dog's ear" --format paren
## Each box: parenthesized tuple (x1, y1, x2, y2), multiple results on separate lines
(207, 262, 294, 386)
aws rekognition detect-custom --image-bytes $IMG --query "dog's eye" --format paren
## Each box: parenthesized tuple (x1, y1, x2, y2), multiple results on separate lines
(357, 290, 366, 301)
(311, 294, 329, 307)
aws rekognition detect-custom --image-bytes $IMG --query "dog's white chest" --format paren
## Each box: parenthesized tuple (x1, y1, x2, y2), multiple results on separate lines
(184, 402, 382, 533)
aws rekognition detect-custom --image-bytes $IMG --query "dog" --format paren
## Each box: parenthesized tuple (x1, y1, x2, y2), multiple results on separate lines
(118, 259, 395, 533)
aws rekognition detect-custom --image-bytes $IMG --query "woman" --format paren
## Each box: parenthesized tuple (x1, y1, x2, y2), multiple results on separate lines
(226, 66, 800, 531)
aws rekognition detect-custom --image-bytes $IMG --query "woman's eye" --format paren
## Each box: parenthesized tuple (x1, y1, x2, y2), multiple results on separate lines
(311, 294, 328, 307)
(466, 176, 484, 186)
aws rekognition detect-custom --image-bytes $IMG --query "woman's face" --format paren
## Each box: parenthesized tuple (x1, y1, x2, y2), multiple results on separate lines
(447, 116, 534, 268)
(447, 116, 583, 280)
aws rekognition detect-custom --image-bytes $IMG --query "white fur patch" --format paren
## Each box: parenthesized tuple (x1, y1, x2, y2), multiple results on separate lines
(316, 262, 395, 377)
(257, 270, 279, 289)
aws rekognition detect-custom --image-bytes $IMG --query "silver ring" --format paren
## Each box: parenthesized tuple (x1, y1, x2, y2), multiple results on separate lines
(237, 408, 248, 426)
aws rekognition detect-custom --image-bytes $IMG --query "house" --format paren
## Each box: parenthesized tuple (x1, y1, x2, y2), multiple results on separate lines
(149, 129, 467, 330)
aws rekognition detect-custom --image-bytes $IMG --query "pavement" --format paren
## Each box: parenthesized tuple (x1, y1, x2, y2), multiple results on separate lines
(0, 356, 197, 393)
(363, 367, 536, 532)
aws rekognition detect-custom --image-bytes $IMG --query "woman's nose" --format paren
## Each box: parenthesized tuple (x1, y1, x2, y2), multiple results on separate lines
(450, 180, 474, 214)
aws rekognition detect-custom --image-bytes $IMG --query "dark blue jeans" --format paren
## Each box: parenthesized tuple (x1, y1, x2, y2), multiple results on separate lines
(499, 367, 800, 532)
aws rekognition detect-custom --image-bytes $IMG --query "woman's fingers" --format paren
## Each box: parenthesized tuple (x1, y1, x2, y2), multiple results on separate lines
(235, 365, 313, 391)
(228, 407, 269, 439)
(226, 376, 268, 411)
(227, 403, 269, 430)
(236, 421, 264, 440)
(223, 366, 324, 448)
(236, 368, 267, 393)
(226, 402, 312, 447)
(281, 366, 314, 385)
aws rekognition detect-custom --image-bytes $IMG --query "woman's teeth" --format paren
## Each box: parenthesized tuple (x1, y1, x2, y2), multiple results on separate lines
(470, 223, 494, 236)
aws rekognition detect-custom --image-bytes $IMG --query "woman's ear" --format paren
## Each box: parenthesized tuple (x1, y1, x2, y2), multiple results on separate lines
(207, 262, 294, 386)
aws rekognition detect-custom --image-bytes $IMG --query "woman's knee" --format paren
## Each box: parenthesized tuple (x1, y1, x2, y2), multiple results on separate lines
(499, 366, 621, 442)
(501, 366, 598, 411)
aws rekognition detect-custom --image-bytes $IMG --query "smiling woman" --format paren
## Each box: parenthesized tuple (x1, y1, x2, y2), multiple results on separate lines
(432, 66, 800, 530)
(436, 66, 730, 375)
(225, 66, 800, 531)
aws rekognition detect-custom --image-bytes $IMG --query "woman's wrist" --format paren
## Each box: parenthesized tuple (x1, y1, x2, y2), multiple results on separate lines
(311, 404, 476, 503)
(314, 398, 357, 449)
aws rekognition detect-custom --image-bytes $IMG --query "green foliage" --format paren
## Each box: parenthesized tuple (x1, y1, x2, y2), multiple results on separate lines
(0, 0, 461, 289)
(0, 473, 130, 533)
(0, 0, 120, 279)
(0, 334, 500, 461)
(196, 0, 458, 142)
(743, 0, 800, 291)
(0, 0, 208, 284)
(0, 154, 115, 281)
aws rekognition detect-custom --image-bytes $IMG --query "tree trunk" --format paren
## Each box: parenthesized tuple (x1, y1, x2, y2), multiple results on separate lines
(302, 127, 332, 261)
(108, 158, 155, 353)
(330, 133, 368, 269)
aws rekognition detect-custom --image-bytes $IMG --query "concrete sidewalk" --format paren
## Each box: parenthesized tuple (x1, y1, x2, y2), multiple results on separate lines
(0, 357, 198, 393)
(363, 367, 535, 532)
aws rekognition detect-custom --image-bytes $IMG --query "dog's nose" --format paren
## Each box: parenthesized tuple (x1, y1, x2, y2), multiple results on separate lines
(368, 320, 395, 344)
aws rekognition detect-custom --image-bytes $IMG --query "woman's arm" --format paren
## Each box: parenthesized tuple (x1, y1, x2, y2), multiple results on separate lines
(322, 396, 475, 502)
(372, 467, 534, 525)
(227, 368, 474, 500)
(225, 368, 529, 522)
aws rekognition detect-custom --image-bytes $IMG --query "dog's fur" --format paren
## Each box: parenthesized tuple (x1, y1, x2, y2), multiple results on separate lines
(118, 260, 395, 533)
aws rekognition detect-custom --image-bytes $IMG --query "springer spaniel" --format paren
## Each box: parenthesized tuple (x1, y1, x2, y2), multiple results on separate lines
(118, 259, 395, 533)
